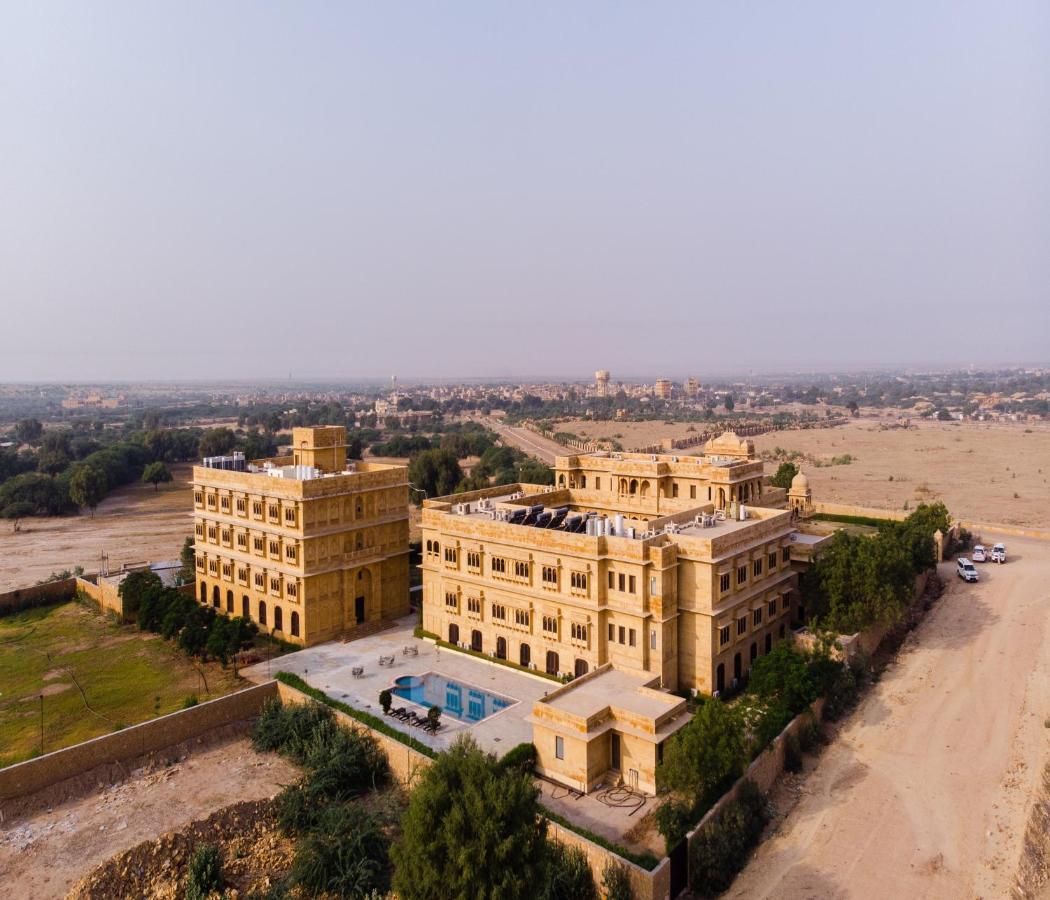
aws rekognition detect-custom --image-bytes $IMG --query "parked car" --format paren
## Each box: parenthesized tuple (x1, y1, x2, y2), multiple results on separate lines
(972, 544, 987, 562)
(991, 543, 1007, 564)
(957, 558, 979, 582)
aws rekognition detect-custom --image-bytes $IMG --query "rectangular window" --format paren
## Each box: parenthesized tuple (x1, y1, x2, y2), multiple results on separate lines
(737, 565, 748, 586)
(253, 501, 263, 517)
(672, 483, 679, 498)
(287, 582, 297, 598)
(269, 541, 280, 556)
(782, 547, 790, 563)
(595, 477, 600, 490)
(268, 504, 279, 520)
(719, 625, 731, 647)
(769, 598, 777, 616)
(195, 523, 204, 538)
(628, 575, 636, 594)
(608, 571, 615, 589)
(285, 545, 297, 562)
(629, 629, 636, 647)
(753, 608, 763, 626)
(618, 626, 625, 644)
(720, 572, 731, 593)
(650, 576, 657, 595)
(689, 485, 696, 499)
(753, 559, 762, 578)
(618, 573, 626, 592)
(768, 551, 777, 571)
(650, 630, 656, 650)
(236, 497, 246, 513)
(555, 736, 564, 760)
(237, 533, 247, 549)
(608, 623, 614, 641)
(221, 529, 230, 543)
(220, 496, 230, 512)
(737, 615, 747, 636)
(194, 492, 203, 505)
(254, 537, 264, 552)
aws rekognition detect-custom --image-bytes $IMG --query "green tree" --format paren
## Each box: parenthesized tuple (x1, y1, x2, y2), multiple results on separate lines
(69, 464, 108, 516)
(768, 462, 798, 489)
(15, 418, 43, 445)
(178, 535, 195, 585)
(2, 499, 35, 531)
(538, 841, 596, 900)
(119, 569, 163, 621)
(657, 700, 746, 810)
(198, 427, 236, 458)
(141, 461, 172, 491)
(391, 735, 547, 900)
(723, 394, 735, 412)
(36, 449, 71, 476)
(407, 448, 463, 501)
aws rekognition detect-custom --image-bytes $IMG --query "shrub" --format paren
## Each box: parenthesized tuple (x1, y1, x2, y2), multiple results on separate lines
(538, 840, 597, 900)
(783, 732, 803, 773)
(289, 804, 390, 898)
(601, 860, 634, 900)
(689, 780, 770, 897)
(379, 689, 392, 714)
(301, 720, 389, 801)
(426, 705, 441, 728)
(185, 844, 224, 900)
(181, 694, 199, 710)
(654, 799, 693, 852)
(797, 714, 823, 753)
(251, 698, 293, 753)
(499, 742, 537, 773)
(274, 783, 318, 836)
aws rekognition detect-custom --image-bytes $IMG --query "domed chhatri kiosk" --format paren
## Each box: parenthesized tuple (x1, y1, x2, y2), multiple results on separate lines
(787, 469, 813, 518)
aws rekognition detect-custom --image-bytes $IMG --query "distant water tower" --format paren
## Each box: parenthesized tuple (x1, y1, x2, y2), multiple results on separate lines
(595, 370, 610, 397)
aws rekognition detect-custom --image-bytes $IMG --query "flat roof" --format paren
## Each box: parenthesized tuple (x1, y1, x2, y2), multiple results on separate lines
(543, 668, 678, 721)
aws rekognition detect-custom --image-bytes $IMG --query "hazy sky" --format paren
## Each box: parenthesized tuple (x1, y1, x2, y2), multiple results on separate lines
(2, 2, 1048, 381)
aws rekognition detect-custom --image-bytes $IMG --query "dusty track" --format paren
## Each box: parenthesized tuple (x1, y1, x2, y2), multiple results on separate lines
(728, 537, 1050, 899)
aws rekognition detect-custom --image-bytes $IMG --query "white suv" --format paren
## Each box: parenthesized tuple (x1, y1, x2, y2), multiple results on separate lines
(972, 545, 986, 562)
(957, 558, 979, 582)
(991, 543, 1007, 564)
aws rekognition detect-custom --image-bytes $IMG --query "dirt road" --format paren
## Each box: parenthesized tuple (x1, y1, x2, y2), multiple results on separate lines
(481, 419, 565, 464)
(728, 536, 1050, 899)
(0, 735, 298, 900)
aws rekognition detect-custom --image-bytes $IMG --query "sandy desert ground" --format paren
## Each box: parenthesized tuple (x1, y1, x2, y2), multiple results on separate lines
(553, 416, 1050, 529)
(728, 537, 1050, 899)
(0, 463, 195, 592)
(0, 735, 298, 900)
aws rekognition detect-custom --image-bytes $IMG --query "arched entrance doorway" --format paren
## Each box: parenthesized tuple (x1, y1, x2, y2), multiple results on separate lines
(749, 642, 757, 666)
(733, 652, 742, 683)
(574, 658, 588, 678)
(199, 582, 207, 604)
(496, 636, 507, 659)
(519, 643, 531, 667)
(471, 629, 482, 652)
(448, 623, 459, 645)
(274, 606, 283, 633)
(242, 595, 249, 618)
(716, 663, 726, 693)
(545, 650, 560, 676)
(226, 590, 233, 613)
(212, 586, 220, 608)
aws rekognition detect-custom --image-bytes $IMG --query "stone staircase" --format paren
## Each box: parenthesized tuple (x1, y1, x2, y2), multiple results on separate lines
(340, 618, 398, 643)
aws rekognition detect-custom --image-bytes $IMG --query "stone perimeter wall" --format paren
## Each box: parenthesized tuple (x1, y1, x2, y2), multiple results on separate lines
(0, 682, 277, 805)
(0, 577, 77, 616)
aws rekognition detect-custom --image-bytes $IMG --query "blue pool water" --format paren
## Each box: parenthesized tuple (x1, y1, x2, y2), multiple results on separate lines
(391, 672, 516, 723)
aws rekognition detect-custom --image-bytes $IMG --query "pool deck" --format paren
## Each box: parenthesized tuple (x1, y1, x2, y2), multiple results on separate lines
(241, 616, 557, 755)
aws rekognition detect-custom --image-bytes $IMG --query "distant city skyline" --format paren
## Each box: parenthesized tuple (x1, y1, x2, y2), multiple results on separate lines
(2, 2, 1048, 380)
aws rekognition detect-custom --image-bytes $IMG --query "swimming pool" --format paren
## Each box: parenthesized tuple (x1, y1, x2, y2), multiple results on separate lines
(391, 672, 516, 723)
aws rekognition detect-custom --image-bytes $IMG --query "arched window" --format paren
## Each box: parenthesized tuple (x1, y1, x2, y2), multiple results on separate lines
(242, 595, 249, 618)
(545, 650, 560, 676)
(212, 585, 220, 608)
(226, 590, 233, 613)
(558, 474, 566, 487)
(274, 606, 283, 632)
(290, 611, 300, 637)
(520, 643, 531, 667)
(574, 658, 588, 678)
(639, 480, 650, 497)
(199, 581, 207, 604)
(629, 479, 638, 495)
(258, 600, 267, 627)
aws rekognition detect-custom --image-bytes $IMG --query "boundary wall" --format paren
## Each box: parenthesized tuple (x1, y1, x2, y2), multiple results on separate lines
(0, 578, 77, 616)
(0, 682, 276, 805)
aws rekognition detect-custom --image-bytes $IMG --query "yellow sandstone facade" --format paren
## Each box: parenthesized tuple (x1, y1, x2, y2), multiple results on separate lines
(421, 434, 799, 697)
(192, 426, 409, 646)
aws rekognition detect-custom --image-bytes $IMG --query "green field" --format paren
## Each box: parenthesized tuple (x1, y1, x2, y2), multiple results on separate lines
(0, 601, 247, 768)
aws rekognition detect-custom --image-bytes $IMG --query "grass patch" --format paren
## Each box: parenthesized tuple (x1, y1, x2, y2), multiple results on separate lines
(0, 601, 244, 768)
(275, 672, 436, 759)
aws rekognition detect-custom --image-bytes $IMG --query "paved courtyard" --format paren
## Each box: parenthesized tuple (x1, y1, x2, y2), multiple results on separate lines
(242, 616, 556, 755)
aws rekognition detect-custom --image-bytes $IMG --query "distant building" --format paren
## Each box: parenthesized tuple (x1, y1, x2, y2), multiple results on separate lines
(684, 377, 700, 399)
(192, 426, 410, 646)
(595, 370, 611, 397)
(61, 392, 126, 410)
(654, 378, 672, 400)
